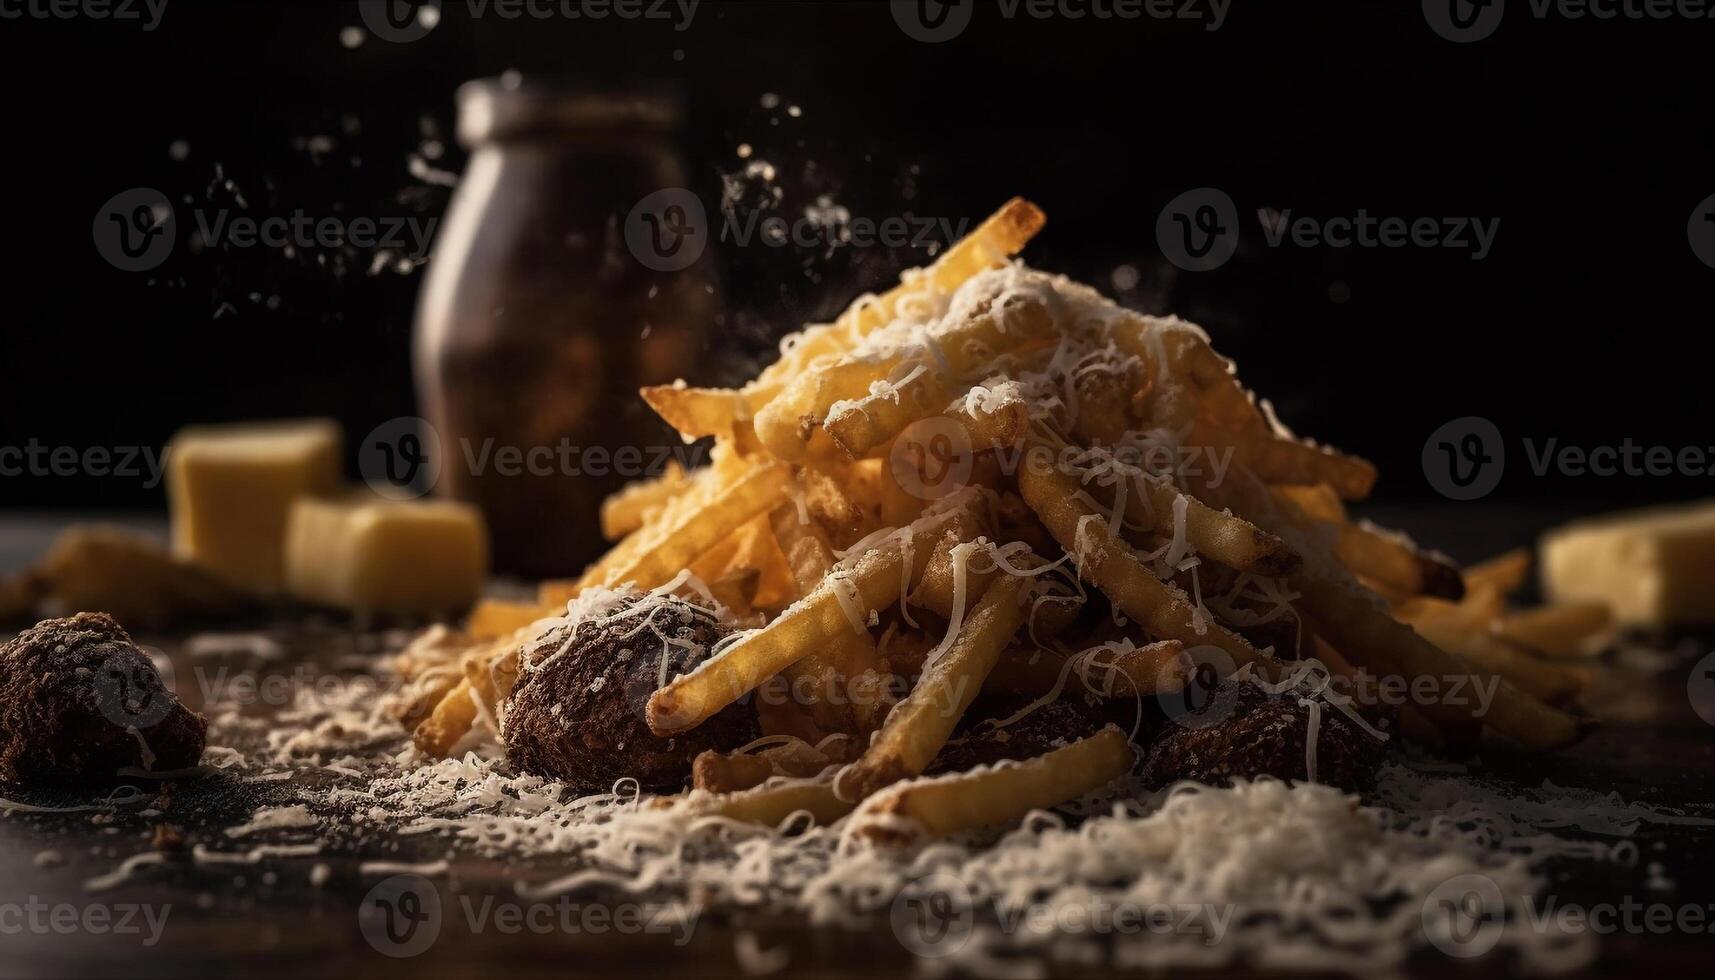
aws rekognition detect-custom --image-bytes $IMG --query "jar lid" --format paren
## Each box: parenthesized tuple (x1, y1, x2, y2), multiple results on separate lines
(456, 76, 681, 147)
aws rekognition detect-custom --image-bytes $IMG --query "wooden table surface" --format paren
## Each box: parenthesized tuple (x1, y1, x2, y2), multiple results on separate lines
(1, 511, 1712, 979)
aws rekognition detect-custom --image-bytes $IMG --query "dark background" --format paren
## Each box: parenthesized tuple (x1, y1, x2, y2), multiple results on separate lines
(1, 0, 1710, 519)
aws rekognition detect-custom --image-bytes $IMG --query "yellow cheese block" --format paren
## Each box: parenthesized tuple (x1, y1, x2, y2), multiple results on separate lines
(167, 419, 343, 592)
(285, 493, 489, 617)
(1541, 499, 1715, 626)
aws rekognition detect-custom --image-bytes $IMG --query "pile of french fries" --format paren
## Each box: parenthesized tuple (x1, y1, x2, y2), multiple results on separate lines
(392, 199, 1610, 845)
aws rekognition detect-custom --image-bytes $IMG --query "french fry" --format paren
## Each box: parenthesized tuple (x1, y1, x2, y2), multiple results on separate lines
(692, 737, 853, 793)
(464, 599, 555, 640)
(413, 679, 478, 758)
(742, 198, 1046, 414)
(819, 297, 1057, 459)
(1412, 619, 1587, 705)
(1225, 430, 1378, 501)
(648, 524, 932, 735)
(639, 385, 748, 442)
(839, 570, 1031, 801)
(905, 497, 995, 618)
(947, 389, 1032, 451)
(675, 776, 855, 827)
(1112, 315, 1268, 436)
(599, 461, 690, 540)
(1310, 637, 1444, 751)
(1069, 363, 1137, 446)
(1334, 522, 1465, 600)
(768, 504, 892, 734)
(1496, 603, 1615, 660)
(1018, 446, 1261, 674)
(593, 463, 793, 592)
(850, 727, 1135, 845)
(1463, 548, 1532, 597)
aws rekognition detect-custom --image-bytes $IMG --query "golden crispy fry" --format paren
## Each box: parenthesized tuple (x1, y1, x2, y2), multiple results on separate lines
(692, 737, 854, 793)
(753, 360, 889, 462)
(948, 392, 1032, 451)
(32, 526, 249, 627)
(905, 496, 995, 619)
(1069, 363, 1137, 446)
(840, 570, 1031, 801)
(465, 599, 555, 641)
(706, 568, 762, 617)
(593, 463, 793, 592)
(599, 461, 690, 541)
(691, 514, 797, 613)
(1018, 447, 1260, 674)
(675, 775, 855, 827)
(1224, 430, 1378, 501)
(851, 727, 1135, 845)
(1112, 315, 1268, 435)
(741, 198, 1047, 414)
(985, 639, 1186, 700)
(414, 678, 478, 758)
(1083, 463, 1300, 578)
(768, 505, 893, 733)
(1412, 619, 1587, 705)
(639, 385, 747, 442)
(818, 297, 1058, 459)
(1269, 484, 1347, 524)
(1334, 522, 1465, 600)
(1496, 603, 1615, 660)
(1463, 548, 1532, 597)
(648, 525, 932, 735)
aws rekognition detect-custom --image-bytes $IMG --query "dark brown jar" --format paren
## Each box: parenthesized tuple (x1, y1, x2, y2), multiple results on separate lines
(414, 78, 720, 577)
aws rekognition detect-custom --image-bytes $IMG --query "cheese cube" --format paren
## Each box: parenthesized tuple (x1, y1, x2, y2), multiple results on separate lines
(285, 493, 488, 616)
(1541, 499, 1715, 626)
(167, 420, 343, 592)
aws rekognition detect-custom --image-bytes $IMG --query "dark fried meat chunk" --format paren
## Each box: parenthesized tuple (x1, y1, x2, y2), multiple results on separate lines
(502, 594, 760, 793)
(0, 613, 207, 786)
(1142, 682, 1387, 793)
(928, 699, 1111, 776)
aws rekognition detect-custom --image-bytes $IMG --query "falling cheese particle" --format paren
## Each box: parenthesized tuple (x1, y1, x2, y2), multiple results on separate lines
(285, 492, 488, 616)
(167, 419, 343, 593)
(1541, 499, 1715, 626)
